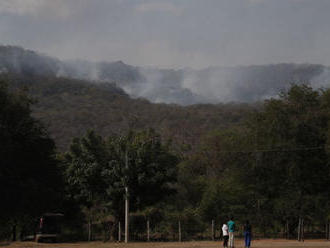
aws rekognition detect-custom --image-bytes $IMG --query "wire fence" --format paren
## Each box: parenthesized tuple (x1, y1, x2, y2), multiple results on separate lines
(4, 216, 330, 242)
(77, 219, 330, 242)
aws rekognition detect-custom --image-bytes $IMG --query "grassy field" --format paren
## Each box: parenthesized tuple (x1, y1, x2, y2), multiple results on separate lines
(3, 240, 330, 248)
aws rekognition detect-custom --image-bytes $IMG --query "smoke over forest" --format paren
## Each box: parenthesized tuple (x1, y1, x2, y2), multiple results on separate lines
(1, 46, 329, 105)
(3, 1, 330, 242)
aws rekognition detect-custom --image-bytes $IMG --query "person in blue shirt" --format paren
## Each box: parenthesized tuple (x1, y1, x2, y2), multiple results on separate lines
(244, 220, 252, 248)
(227, 217, 235, 248)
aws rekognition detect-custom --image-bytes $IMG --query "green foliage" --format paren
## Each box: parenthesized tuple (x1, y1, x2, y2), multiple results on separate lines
(64, 129, 179, 226)
(175, 84, 330, 235)
(0, 79, 63, 238)
(247, 85, 330, 220)
(65, 130, 107, 207)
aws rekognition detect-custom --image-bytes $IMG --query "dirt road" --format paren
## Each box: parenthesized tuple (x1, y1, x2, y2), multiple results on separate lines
(4, 239, 330, 248)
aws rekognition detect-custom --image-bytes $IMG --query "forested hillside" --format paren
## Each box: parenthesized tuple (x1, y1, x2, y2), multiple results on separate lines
(1, 73, 253, 151)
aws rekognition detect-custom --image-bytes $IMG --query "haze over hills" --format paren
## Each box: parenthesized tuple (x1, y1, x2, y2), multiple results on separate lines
(1, 45, 330, 105)
(3, 1, 330, 240)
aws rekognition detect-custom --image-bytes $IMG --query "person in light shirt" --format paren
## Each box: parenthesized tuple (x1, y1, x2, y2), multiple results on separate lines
(222, 223, 229, 248)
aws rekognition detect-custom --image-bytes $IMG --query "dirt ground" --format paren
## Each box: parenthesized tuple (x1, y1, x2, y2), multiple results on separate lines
(3, 239, 330, 248)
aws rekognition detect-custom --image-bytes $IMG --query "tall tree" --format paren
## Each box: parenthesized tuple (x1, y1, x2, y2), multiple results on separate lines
(0, 80, 62, 239)
(64, 129, 179, 239)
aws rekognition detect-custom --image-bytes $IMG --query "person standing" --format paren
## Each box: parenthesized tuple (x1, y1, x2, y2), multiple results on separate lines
(227, 217, 235, 248)
(244, 220, 252, 248)
(222, 223, 229, 248)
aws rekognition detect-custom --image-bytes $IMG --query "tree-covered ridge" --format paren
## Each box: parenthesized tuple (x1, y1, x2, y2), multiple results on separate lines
(1, 73, 253, 151)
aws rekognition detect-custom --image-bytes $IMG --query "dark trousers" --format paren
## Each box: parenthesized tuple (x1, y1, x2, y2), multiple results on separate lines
(223, 235, 229, 247)
(244, 232, 251, 247)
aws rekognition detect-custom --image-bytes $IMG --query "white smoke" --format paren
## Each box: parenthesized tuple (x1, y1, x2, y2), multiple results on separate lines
(311, 67, 330, 89)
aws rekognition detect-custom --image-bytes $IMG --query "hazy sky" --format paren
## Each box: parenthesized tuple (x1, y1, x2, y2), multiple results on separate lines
(1, 0, 330, 68)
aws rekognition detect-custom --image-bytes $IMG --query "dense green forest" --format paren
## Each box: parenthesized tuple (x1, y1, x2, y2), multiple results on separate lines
(1, 71, 330, 241)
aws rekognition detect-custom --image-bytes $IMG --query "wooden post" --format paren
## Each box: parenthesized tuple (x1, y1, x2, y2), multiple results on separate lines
(297, 218, 301, 241)
(212, 220, 215, 241)
(147, 220, 150, 242)
(326, 223, 328, 240)
(88, 217, 92, 242)
(125, 151, 129, 243)
(118, 222, 121, 242)
(179, 221, 182, 242)
(301, 218, 304, 242)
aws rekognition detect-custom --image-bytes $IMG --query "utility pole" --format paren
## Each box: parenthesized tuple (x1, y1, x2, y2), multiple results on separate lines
(125, 150, 129, 243)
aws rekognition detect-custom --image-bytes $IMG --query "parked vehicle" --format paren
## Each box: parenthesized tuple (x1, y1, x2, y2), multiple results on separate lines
(35, 213, 64, 242)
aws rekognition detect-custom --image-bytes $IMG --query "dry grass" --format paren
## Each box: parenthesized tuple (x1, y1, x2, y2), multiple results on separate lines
(4, 239, 330, 248)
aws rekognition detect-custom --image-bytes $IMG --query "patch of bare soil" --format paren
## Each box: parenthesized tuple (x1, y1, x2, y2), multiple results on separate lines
(5, 239, 330, 248)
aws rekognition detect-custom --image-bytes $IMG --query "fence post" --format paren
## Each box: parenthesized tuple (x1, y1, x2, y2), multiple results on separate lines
(301, 218, 304, 242)
(147, 220, 150, 242)
(297, 218, 301, 241)
(325, 223, 328, 240)
(118, 221, 121, 242)
(212, 220, 215, 241)
(88, 217, 92, 242)
(179, 220, 182, 242)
